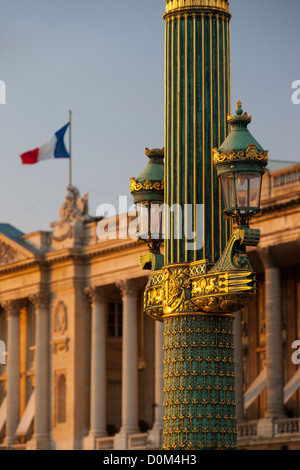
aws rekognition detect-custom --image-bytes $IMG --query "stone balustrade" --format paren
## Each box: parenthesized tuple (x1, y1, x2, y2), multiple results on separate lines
(274, 418, 300, 437)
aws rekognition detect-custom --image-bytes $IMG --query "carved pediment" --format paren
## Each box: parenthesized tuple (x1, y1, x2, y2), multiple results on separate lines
(0, 240, 24, 266)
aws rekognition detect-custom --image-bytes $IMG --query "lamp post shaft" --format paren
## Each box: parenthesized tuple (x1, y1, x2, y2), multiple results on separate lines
(133, 1, 266, 450)
(164, 5, 231, 265)
(130, 0, 268, 450)
(162, 0, 236, 450)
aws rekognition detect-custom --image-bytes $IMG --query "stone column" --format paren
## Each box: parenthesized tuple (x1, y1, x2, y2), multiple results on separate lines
(257, 249, 284, 438)
(84, 287, 107, 449)
(3, 300, 20, 447)
(27, 292, 50, 450)
(265, 266, 284, 418)
(147, 320, 164, 449)
(114, 280, 139, 449)
(234, 310, 245, 423)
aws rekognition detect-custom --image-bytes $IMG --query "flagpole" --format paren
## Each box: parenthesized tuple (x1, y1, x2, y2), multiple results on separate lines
(69, 110, 72, 187)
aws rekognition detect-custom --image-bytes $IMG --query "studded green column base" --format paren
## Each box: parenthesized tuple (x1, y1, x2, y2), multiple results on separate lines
(163, 313, 237, 450)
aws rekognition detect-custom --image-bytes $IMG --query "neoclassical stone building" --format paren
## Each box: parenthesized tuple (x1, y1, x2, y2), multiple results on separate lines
(0, 161, 299, 450)
(236, 161, 300, 450)
(0, 187, 162, 450)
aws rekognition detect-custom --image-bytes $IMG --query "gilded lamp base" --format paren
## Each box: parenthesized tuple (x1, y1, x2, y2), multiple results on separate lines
(143, 227, 259, 321)
(141, 226, 259, 450)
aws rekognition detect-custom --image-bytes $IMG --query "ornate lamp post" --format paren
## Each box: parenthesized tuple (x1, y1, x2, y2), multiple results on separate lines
(214, 100, 267, 228)
(131, 1, 268, 450)
(130, 147, 165, 272)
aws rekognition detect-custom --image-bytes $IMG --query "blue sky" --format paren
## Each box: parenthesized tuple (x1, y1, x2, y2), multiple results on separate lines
(1, 0, 299, 234)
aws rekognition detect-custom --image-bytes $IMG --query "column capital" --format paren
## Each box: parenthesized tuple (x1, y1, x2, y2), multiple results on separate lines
(164, 0, 230, 18)
(30, 292, 50, 311)
(85, 286, 106, 305)
(1, 299, 21, 318)
(116, 279, 139, 299)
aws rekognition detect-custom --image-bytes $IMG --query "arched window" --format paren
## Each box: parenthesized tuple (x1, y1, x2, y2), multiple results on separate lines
(57, 374, 66, 424)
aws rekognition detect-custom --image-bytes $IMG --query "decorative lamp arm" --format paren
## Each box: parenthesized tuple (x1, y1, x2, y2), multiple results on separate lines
(139, 252, 164, 271)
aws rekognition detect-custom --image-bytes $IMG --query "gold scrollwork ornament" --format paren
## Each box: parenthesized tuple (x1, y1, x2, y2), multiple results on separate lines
(163, 267, 191, 314)
(130, 177, 164, 193)
(212, 145, 268, 165)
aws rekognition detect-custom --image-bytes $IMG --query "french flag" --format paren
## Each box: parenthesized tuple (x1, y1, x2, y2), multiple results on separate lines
(20, 123, 70, 164)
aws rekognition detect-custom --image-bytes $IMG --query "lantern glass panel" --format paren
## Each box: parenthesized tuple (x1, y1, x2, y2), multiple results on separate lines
(150, 201, 164, 240)
(235, 172, 262, 212)
(220, 173, 236, 210)
(136, 202, 149, 240)
(136, 201, 164, 241)
(235, 173, 248, 210)
(249, 173, 262, 208)
(220, 170, 263, 218)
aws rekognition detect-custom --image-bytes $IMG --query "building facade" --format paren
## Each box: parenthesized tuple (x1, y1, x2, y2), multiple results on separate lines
(0, 162, 299, 450)
(0, 0, 300, 452)
(236, 162, 300, 450)
(0, 188, 161, 450)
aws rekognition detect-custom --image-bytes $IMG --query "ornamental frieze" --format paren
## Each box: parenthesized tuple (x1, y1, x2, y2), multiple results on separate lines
(143, 226, 259, 319)
(164, 0, 230, 15)
(213, 144, 268, 165)
(130, 177, 164, 193)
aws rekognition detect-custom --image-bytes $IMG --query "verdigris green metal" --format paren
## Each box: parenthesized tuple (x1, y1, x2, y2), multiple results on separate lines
(214, 101, 268, 179)
(130, 147, 165, 263)
(163, 314, 235, 449)
(131, 0, 267, 451)
(130, 148, 164, 204)
(219, 102, 265, 155)
(213, 101, 268, 225)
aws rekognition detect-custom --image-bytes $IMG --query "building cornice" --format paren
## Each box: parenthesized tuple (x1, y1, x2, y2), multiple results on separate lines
(0, 254, 45, 275)
(45, 247, 84, 264)
(261, 194, 300, 214)
(83, 239, 141, 259)
(0, 239, 147, 276)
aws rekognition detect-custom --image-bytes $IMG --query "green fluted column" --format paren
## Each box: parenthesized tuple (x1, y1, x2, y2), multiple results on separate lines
(164, 2, 231, 264)
(161, 0, 236, 450)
